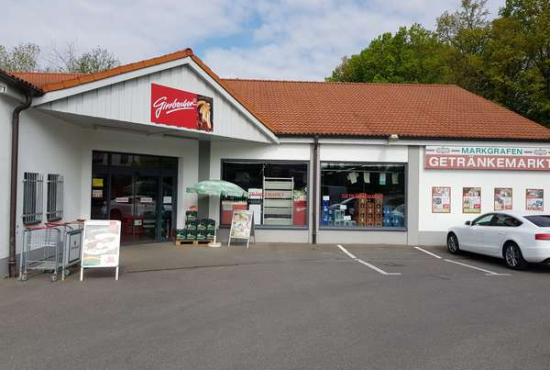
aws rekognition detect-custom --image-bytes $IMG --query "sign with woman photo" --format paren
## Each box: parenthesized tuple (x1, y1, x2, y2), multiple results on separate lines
(494, 188, 513, 211)
(463, 187, 481, 214)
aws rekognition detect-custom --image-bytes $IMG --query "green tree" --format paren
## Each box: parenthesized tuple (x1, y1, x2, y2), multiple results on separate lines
(494, 0, 550, 126)
(437, 0, 490, 54)
(0, 43, 41, 71)
(435, 0, 492, 95)
(327, 24, 449, 83)
(51, 43, 120, 73)
(0, 41, 120, 73)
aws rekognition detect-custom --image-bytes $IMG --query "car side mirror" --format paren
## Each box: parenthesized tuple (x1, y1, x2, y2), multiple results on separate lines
(465, 220, 471, 226)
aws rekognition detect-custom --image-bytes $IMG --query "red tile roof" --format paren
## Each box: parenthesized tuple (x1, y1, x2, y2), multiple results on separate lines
(0, 69, 44, 93)
(9, 49, 276, 134)
(9, 71, 83, 90)
(8, 50, 550, 141)
(223, 79, 550, 141)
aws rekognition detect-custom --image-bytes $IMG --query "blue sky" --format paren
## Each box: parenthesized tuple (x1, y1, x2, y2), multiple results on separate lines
(3, 0, 502, 80)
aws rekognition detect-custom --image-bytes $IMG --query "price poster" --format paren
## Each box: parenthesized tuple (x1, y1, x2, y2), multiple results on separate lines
(494, 188, 513, 211)
(463, 187, 481, 214)
(432, 187, 451, 213)
(526, 189, 544, 211)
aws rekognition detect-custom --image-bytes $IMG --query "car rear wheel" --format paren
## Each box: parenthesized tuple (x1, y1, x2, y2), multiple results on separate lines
(504, 242, 528, 270)
(447, 233, 460, 254)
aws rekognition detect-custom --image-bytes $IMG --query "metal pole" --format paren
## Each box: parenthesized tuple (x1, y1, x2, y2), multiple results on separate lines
(311, 135, 319, 244)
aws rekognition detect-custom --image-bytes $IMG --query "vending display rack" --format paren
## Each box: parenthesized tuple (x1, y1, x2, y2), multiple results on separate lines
(262, 177, 294, 226)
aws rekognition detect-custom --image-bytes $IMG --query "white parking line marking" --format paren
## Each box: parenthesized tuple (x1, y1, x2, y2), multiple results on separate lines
(444, 259, 510, 276)
(337, 245, 401, 276)
(414, 247, 442, 259)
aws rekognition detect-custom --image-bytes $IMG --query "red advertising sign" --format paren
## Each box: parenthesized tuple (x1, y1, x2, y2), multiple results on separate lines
(426, 146, 550, 171)
(150, 83, 213, 131)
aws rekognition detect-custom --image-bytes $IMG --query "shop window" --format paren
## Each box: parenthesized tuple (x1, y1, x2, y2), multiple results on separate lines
(320, 163, 406, 229)
(221, 161, 308, 227)
(23, 172, 44, 225)
(47, 174, 64, 221)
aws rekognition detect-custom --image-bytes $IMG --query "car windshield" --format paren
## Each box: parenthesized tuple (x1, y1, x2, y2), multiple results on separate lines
(524, 215, 550, 227)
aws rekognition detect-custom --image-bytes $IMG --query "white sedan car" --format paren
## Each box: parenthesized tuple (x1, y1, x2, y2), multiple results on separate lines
(447, 212, 550, 270)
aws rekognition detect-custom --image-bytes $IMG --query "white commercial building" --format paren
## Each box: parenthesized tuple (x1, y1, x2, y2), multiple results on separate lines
(2, 48, 550, 277)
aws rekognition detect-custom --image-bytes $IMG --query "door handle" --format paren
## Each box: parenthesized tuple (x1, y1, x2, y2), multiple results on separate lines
(498, 232, 506, 236)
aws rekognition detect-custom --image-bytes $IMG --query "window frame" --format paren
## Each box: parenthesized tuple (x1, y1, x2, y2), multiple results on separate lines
(46, 174, 64, 222)
(471, 213, 495, 226)
(319, 161, 408, 232)
(22, 172, 44, 225)
(219, 158, 310, 230)
(491, 213, 522, 227)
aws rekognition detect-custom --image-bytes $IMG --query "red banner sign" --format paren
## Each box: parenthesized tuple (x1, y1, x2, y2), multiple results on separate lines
(425, 146, 550, 171)
(150, 83, 213, 132)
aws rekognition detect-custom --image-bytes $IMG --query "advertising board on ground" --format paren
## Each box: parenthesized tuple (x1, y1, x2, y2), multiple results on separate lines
(81, 220, 121, 281)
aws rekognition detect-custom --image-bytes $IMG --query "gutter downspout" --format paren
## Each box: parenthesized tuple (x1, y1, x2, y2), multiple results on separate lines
(311, 135, 319, 244)
(8, 92, 32, 278)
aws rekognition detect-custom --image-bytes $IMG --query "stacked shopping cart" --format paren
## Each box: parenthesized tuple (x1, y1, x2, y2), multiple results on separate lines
(19, 220, 84, 282)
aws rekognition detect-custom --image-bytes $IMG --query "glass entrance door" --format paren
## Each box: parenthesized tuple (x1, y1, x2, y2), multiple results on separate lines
(110, 174, 134, 244)
(161, 177, 176, 240)
(134, 175, 158, 243)
(91, 152, 178, 244)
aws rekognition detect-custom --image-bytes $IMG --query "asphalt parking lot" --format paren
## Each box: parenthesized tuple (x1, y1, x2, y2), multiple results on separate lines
(2, 242, 550, 370)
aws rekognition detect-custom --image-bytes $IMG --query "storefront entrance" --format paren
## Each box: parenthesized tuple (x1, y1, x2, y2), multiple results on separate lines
(91, 151, 178, 244)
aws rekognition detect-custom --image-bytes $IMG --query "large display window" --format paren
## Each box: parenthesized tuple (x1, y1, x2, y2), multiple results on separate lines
(221, 160, 308, 227)
(320, 162, 406, 229)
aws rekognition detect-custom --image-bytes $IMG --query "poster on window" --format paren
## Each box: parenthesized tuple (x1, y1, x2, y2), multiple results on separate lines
(494, 188, 513, 211)
(463, 187, 481, 214)
(432, 187, 451, 213)
(526, 189, 544, 211)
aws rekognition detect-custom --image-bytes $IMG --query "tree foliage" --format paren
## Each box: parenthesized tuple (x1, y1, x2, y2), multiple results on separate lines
(328, 0, 550, 127)
(0, 43, 41, 71)
(327, 24, 450, 84)
(0, 42, 120, 73)
(51, 43, 120, 73)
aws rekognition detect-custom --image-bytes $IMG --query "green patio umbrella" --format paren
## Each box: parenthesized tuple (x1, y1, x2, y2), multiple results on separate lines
(186, 180, 248, 198)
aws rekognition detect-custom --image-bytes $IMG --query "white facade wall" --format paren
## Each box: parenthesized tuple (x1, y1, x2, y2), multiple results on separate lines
(42, 63, 272, 144)
(0, 95, 16, 264)
(14, 109, 85, 261)
(319, 143, 408, 163)
(0, 106, 200, 277)
(417, 145, 550, 245)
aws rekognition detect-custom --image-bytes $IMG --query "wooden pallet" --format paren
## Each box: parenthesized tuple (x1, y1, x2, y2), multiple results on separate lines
(174, 239, 212, 246)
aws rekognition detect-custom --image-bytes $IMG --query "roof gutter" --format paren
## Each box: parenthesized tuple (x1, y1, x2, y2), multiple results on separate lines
(8, 92, 32, 277)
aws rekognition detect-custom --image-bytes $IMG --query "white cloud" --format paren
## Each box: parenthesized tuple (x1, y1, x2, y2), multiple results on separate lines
(204, 0, 504, 80)
(2, 0, 505, 79)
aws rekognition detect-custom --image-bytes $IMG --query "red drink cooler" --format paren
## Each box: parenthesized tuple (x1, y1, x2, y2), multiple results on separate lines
(293, 201, 307, 226)
(221, 201, 248, 225)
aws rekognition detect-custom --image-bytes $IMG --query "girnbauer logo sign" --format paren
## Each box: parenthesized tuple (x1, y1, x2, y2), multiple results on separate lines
(150, 83, 213, 132)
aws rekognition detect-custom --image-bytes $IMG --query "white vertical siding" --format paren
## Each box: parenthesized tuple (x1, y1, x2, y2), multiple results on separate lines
(43, 64, 272, 143)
